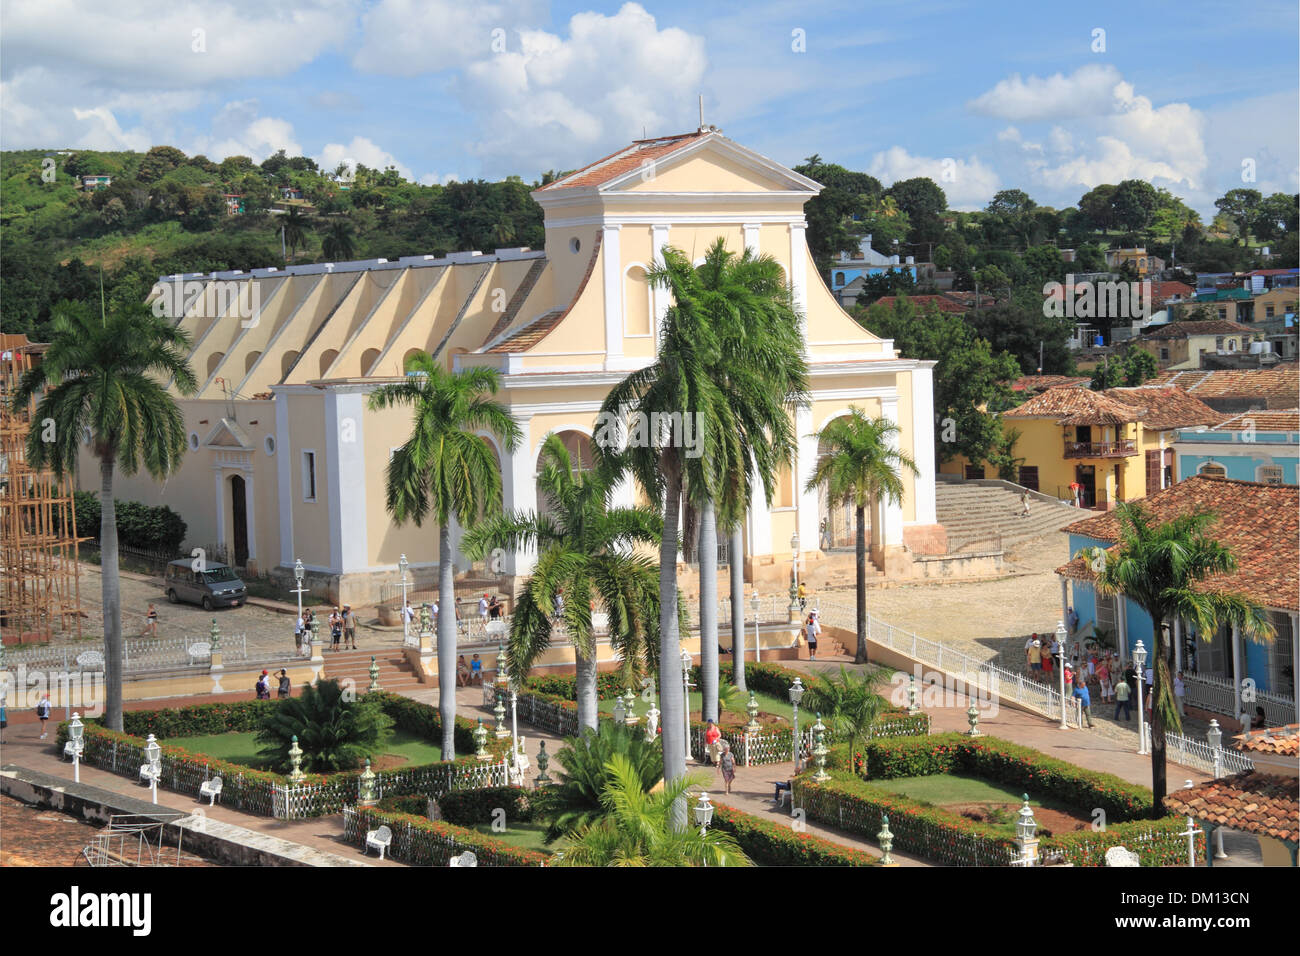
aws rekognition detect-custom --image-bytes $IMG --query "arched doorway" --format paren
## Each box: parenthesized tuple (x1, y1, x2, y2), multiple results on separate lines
(230, 474, 249, 568)
(815, 421, 867, 551)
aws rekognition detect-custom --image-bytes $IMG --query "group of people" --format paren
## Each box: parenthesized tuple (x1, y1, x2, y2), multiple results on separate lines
(455, 653, 484, 686)
(703, 719, 737, 794)
(255, 669, 292, 699)
(294, 605, 358, 654)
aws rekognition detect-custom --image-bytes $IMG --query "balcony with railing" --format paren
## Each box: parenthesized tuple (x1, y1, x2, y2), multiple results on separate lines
(1063, 439, 1137, 459)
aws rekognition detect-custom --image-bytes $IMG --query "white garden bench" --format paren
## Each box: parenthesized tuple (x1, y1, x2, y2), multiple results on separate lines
(199, 776, 223, 805)
(187, 642, 211, 665)
(449, 850, 478, 867)
(364, 825, 392, 860)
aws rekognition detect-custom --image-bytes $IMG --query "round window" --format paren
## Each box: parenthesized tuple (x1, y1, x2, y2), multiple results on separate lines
(569, 237, 581, 254)
(188, 431, 200, 451)
(264, 435, 277, 456)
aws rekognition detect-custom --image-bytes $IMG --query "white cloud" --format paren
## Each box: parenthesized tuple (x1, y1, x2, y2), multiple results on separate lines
(450, 3, 708, 176)
(319, 137, 413, 181)
(198, 100, 301, 162)
(867, 146, 1001, 211)
(968, 64, 1122, 122)
(352, 0, 545, 77)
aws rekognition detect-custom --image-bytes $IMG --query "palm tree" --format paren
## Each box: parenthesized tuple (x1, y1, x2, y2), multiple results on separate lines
(538, 722, 664, 842)
(281, 207, 310, 263)
(1086, 504, 1273, 814)
(806, 409, 918, 665)
(805, 666, 885, 776)
(555, 754, 751, 866)
(688, 238, 808, 715)
(461, 433, 663, 730)
(14, 300, 197, 731)
(321, 218, 355, 261)
(255, 679, 394, 772)
(366, 358, 520, 756)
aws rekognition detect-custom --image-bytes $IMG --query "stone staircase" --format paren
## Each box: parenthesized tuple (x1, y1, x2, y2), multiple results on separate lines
(936, 480, 1084, 554)
(323, 648, 423, 694)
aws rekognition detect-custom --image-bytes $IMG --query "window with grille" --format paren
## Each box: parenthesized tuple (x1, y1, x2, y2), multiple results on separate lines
(1257, 465, 1284, 485)
(1198, 462, 1226, 478)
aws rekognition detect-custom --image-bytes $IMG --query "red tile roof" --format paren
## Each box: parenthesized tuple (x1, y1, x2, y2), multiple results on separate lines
(1149, 366, 1299, 404)
(1233, 725, 1300, 757)
(872, 292, 995, 314)
(1011, 375, 1091, 392)
(1162, 772, 1298, 843)
(535, 132, 708, 192)
(1141, 320, 1257, 339)
(1209, 409, 1300, 432)
(1102, 386, 1226, 432)
(1004, 385, 1142, 426)
(1056, 476, 1300, 611)
(1148, 280, 1195, 303)
(484, 231, 603, 354)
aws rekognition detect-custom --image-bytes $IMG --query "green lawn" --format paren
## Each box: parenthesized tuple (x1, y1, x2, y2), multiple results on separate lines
(598, 689, 804, 724)
(166, 728, 442, 769)
(467, 821, 553, 854)
(870, 773, 1086, 837)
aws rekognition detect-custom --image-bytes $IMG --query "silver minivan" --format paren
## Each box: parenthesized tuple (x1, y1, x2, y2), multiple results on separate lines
(165, 560, 247, 610)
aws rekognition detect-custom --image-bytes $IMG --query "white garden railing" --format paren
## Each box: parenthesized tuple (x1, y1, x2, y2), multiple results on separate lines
(4, 634, 249, 673)
(1160, 730, 1255, 777)
(1182, 673, 1296, 728)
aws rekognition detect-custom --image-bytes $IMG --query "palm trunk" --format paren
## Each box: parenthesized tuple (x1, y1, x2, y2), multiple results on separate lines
(1149, 619, 1168, 818)
(854, 503, 868, 665)
(100, 456, 123, 731)
(575, 647, 598, 733)
(698, 499, 719, 722)
(658, 459, 687, 829)
(438, 522, 457, 757)
(730, 523, 746, 693)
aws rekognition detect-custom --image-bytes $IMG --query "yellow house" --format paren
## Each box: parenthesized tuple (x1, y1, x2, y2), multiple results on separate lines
(80, 129, 942, 603)
(941, 384, 1223, 507)
(1135, 320, 1262, 369)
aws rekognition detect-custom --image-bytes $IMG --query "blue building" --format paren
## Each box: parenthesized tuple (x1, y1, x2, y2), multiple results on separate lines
(1057, 476, 1298, 729)
(1175, 410, 1299, 485)
(829, 235, 918, 307)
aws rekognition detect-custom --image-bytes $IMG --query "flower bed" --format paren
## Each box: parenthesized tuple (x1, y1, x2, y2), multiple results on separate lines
(710, 804, 878, 867)
(58, 694, 512, 818)
(343, 803, 546, 867)
(792, 734, 1205, 867)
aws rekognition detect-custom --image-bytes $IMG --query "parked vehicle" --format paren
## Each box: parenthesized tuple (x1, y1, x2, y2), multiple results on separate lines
(165, 560, 247, 610)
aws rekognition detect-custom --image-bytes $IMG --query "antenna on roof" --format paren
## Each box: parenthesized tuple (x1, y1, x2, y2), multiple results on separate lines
(699, 94, 704, 131)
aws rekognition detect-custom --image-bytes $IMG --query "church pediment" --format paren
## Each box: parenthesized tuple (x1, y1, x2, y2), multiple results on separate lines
(202, 417, 253, 450)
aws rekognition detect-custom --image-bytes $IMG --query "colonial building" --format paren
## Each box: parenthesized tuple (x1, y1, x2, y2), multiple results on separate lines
(81, 129, 942, 604)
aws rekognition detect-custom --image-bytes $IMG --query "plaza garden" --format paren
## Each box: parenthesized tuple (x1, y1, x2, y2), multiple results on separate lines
(54, 659, 1203, 867)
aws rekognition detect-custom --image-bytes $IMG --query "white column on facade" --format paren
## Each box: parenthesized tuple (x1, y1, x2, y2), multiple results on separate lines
(1060, 578, 1069, 625)
(213, 469, 226, 552)
(789, 222, 809, 351)
(1231, 622, 1243, 724)
(602, 224, 623, 369)
(909, 364, 937, 526)
(651, 224, 671, 344)
(795, 405, 820, 553)
(325, 389, 370, 573)
(1116, 598, 1127, 667)
(243, 469, 257, 562)
(503, 415, 537, 577)
(880, 396, 904, 546)
(1159, 434, 1168, 489)
(742, 223, 760, 256)
(274, 390, 294, 567)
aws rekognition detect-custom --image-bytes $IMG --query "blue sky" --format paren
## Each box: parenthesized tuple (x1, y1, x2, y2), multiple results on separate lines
(2, 0, 1296, 215)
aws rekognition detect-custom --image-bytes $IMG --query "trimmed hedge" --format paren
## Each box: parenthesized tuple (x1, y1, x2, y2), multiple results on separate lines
(346, 804, 546, 867)
(71, 490, 187, 553)
(711, 804, 878, 867)
(523, 672, 628, 701)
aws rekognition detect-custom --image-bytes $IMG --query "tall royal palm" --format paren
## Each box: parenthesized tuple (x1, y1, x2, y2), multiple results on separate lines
(806, 409, 918, 665)
(14, 300, 197, 731)
(1087, 504, 1272, 814)
(688, 238, 808, 712)
(367, 357, 520, 756)
(599, 247, 727, 805)
(461, 434, 662, 730)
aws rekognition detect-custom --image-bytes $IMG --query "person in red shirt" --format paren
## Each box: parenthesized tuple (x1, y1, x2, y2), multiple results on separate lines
(704, 719, 722, 765)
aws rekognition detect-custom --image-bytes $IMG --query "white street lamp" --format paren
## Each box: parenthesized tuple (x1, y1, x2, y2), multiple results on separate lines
(398, 553, 410, 647)
(1133, 640, 1148, 755)
(292, 558, 306, 643)
(789, 532, 801, 616)
(694, 791, 714, 839)
(144, 733, 161, 805)
(1206, 719, 1228, 859)
(1056, 620, 1070, 730)
(750, 591, 761, 664)
(681, 650, 694, 762)
(68, 712, 84, 783)
(789, 677, 805, 771)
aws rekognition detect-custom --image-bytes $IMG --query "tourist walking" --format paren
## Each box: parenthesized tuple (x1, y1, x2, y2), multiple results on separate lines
(277, 669, 292, 699)
(1096, 656, 1112, 703)
(1027, 634, 1042, 677)
(1113, 678, 1132, 721)
(294, 612, 304, 651)
(1019, 490, 1031, 517)
(329, 608, 343, 652)
(342, 605, 357, 649)
(718, 741, 736, 794)
(804, 612, 820, 660)
(488, 594, 502, 620)
(144, 602, 159, 638)
(478, 593, 490, 629)
(36, 692, 52, 738)
(704, 720, 722, 765)
(1073, 677, 1095, 728)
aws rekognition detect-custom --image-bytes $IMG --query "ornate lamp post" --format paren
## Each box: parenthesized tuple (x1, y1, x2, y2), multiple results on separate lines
(745, 692, 761, 735)
(789, 677, 805, 770)
(144, 733, 161, 805)
(358, 758, 377, 807)
(1056, 620, 1070, 730)
(750, 591, 761, 664)
(811, 713, 830, 782)
(1133, 640, 1148, 755)
(1206, 720, 1228, 859)
(613, 695, 626, 724)
(681, 650, 694, 762)
(398, 553, 410, 646)
(292, 558, 307, 634)
(368, 656, 381, 693)
(473, 718, 490, 761)
(68, 712, 84, 783)
(288, 735, 305, 784)
(789, 532, 801, 620)
(694, 791, 714, 840)
(535, 740, 551, 787)
(494, 691, 509, 738)
(1015, 794, 1038, 865)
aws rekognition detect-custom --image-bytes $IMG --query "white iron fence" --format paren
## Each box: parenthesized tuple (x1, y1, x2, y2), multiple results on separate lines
(3, 634, 249, 673)
(1182, 672, 1295, 728)
(1160, 729, 1255, 777)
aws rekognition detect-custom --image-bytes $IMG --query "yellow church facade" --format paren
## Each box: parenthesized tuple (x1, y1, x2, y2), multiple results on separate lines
(81, 130, 942, 604)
